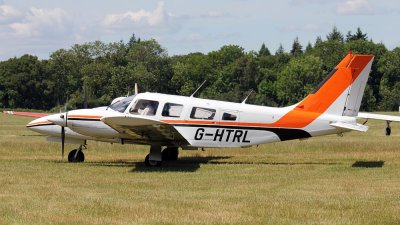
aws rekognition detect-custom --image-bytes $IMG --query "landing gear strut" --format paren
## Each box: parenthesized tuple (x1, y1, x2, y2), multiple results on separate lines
(68, 145, 85, 163)
(385, 121, 391, 136)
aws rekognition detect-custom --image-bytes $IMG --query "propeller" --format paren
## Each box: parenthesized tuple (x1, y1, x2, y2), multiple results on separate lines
(60, 98, 68, 159)
(61, 126, 65, 159)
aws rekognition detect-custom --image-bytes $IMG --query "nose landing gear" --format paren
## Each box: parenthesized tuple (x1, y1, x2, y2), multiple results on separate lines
(68, 145, 86, 163)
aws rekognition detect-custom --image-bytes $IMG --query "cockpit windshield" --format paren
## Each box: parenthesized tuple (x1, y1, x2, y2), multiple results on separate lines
(108, 95, 135, 113)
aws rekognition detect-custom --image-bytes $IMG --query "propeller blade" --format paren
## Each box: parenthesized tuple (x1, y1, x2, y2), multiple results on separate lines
(61, 126, 65, 159)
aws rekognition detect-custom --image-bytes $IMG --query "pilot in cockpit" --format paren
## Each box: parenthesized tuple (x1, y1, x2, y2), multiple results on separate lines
(141, 101, 156, 115)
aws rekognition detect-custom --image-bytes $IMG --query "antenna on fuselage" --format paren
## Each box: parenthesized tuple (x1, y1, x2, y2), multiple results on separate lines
(190, 80, 207, 98)
(134, 83, 139, 95)
(241, 90, 253, 104)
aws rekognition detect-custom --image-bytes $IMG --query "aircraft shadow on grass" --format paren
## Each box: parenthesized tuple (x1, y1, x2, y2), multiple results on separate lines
(84, 156, 232, 172)
(352, 161, 385, 168)
(78, 156, 363, 173)
(53, 157, 385, 172)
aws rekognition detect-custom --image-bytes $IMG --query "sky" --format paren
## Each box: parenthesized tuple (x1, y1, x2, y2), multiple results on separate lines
(0, 0, 400, 60)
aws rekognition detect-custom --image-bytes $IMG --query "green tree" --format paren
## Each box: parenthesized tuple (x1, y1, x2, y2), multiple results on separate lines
(0, 55, 53, 109)
(326, 26, 344, 42)
(126, 39, 173, 93)
(378, 48, 400, 110)
(275, 44, 285, 55)
(305, 42, 313, 54)
(258, 43, 271, 56)
(290, 37, 303, 56)
(276, 55, 324, 105)
(313, 39, 346, 72)
(346, 27, 368, 41)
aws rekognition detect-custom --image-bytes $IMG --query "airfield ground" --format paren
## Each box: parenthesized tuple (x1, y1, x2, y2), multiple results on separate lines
(0, 113, 400, 224)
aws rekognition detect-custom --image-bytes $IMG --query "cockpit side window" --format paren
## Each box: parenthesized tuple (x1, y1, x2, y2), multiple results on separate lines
(108, 95, 135, 113)
(130, 99, 159, 116)
(162, 103, 183, 118)
(190, 107, 216, 120)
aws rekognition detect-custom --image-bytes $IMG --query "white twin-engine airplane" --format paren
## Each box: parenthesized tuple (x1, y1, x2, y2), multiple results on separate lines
(18, 52, 400, 166)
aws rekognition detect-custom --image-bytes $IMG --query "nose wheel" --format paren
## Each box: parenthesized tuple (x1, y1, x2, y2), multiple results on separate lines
(68, 145, 85, 163)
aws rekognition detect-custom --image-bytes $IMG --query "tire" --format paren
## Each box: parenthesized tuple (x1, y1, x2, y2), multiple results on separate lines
(162, 147, 179, 161)
(68, 149, 85, 163)
(386, 127, 391, 136)
(145, 154, 161, 167)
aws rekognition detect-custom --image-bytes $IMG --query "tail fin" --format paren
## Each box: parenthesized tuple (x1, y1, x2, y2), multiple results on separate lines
(295, 52, 374, 117)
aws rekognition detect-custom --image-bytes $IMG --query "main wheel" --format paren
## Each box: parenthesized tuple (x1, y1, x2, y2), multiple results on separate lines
(145, 154, 162, 167)
(68, 149, 85, 163)
(386, 127, 391, 136)
(162, 147, 179, 161)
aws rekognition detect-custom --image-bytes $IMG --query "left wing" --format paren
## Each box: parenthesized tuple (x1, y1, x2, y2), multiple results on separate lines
(3, 111, 49, 118)
(101, 115, 189, 146)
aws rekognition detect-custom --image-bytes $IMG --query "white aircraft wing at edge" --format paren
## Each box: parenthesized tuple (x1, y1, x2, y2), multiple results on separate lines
(357, 112, 400, 122)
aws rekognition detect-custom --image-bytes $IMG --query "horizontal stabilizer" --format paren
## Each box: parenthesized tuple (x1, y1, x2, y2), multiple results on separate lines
(330, 121, 368, 132)
(357, 112, 400, 122)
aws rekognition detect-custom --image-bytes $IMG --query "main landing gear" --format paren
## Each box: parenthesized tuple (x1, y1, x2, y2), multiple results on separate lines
(385, 121, 391, 136)
(144, 146, 179, 167)
(67, 145, 86, 163)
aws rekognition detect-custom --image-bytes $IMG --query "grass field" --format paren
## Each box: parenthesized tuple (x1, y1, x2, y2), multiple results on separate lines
(1, 113, 400, 225)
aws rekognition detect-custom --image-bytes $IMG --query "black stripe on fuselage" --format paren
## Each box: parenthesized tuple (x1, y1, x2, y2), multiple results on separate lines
(68, 118, 101, 121)
(172, 124, 311, 141)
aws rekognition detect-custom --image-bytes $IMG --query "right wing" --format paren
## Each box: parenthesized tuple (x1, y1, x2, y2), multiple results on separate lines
(357, 112, 400, 122)
(357, 112, 400, 136)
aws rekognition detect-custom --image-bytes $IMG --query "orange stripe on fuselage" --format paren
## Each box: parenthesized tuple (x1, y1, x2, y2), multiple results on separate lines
(67, 115, 102, 119)
(163, 54, 373, 129)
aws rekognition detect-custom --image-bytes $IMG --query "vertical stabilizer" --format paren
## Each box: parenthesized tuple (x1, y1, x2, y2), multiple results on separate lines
(294, 52, 374, 117)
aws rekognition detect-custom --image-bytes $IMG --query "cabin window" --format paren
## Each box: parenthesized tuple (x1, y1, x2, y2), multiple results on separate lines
(222, 112, 237, 121)
(190, 107, 216, 120)
(162, 103, 183, 118)
(130, 99, 159, 116)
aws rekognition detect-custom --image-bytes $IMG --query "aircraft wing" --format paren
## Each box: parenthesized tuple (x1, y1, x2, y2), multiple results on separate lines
(101, 115, 189, 146)
(3, 111, 49, 118)
(357, 112, 400, 122)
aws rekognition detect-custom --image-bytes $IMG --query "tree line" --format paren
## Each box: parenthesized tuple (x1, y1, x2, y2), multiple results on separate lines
(1, 27, 400, 112)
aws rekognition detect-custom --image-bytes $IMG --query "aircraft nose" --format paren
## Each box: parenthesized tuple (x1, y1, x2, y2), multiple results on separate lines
(46, 113, 67, 127)
(26, 117, 55, 134)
